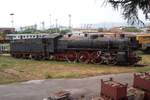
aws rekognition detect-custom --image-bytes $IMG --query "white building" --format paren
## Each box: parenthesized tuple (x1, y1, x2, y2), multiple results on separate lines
(6, 33, 50, 40)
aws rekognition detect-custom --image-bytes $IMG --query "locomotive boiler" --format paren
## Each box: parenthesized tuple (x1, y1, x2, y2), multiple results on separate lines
(10, 34, 141, 65)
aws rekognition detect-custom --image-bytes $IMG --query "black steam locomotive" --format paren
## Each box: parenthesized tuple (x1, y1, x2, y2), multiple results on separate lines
(10, 34, 141, 65)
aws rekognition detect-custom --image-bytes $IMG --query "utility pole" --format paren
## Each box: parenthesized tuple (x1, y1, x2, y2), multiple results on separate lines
(10, 13, 14, 28)
(49, 14, 52, 33)
(55, 19, 58, 33)
(68, 14, 72, 31)
(42, 21, 45, 30)
(34, 24, 37, 30)
(49, 14, 52, 29)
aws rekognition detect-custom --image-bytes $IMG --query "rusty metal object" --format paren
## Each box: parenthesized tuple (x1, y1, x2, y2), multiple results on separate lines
(47, 90, 71, 100)
(91, 96, 108, 100)
(144, 91, 150, 100)
(100, 78, 128, 100)
(127, 87, 145, 100)
(133, 73, 150, 92)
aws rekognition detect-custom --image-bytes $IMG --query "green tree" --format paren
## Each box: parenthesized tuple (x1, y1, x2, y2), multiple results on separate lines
(98, 28, 104, 32)
(123, 27, 142, 32)
(17, 28, 39, 34)
(0, 32, 5, 38)
(0, 32, 3, 36)
(47, 28, 60, 33)
(107, 0, 150, 25)
(60, 29, 71, 34)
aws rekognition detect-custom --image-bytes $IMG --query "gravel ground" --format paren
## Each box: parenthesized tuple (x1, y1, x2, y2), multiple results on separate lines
(0, 73, 134, 100)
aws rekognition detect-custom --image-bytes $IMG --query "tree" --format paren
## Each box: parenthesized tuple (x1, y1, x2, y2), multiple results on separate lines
(46, 28, 61, 33)
(98, 28, 104, 32)
(60, 29, 71, 34)
(123, 27, 142, 32)
(107, 0, 150, 25)
(0, 32, 5, 38)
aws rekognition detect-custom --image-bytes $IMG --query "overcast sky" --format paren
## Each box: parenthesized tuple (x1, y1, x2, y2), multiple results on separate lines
(0, 0, 148, 28)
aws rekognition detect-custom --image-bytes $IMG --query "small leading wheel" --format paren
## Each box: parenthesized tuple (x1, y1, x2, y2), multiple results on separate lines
(65, 51, 78, 63)
(90, 52, 103, 64)
(78, 51, 90, 63)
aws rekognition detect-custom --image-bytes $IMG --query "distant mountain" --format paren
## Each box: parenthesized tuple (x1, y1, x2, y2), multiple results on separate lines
(94, 22, 128, 29)
(78, 22, 148, 29)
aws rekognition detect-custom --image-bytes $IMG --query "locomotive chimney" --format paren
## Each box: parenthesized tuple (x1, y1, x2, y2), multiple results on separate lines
(84, 34, 88, 37)
(68, 34, 72, 37)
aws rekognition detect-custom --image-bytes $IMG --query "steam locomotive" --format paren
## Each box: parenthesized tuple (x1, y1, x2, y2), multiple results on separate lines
(10, 34, 141, 65)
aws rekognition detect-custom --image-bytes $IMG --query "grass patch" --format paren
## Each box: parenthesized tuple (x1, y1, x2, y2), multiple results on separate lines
(0, 64, 9, 68)
(45, 72, 81, 79)
(45, 73, 53, 79)
(0, 54, 149, 84)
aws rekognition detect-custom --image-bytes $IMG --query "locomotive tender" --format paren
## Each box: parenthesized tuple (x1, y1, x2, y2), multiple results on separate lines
(10, 34, 141, 65)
